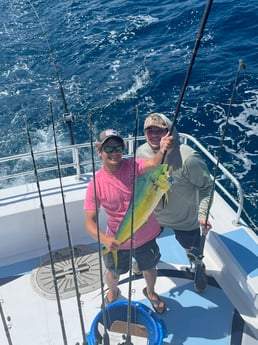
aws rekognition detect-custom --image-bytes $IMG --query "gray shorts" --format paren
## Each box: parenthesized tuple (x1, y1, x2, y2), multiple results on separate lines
(103, 239, 161, 275)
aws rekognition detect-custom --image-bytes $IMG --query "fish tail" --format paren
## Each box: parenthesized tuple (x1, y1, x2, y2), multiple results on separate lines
(113, 251, 118, 269)
(102, 247, 109, 256)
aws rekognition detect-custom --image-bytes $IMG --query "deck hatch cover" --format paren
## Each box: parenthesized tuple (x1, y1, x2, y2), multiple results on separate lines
(31, 245, 102, 299)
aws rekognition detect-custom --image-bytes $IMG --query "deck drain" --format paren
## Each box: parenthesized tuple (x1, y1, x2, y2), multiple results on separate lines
(31, 245, 103, 299)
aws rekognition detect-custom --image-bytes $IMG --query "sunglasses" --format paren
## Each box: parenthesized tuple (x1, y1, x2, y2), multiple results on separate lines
(145, 128, 168, 135)
(103, 145, 123, 153)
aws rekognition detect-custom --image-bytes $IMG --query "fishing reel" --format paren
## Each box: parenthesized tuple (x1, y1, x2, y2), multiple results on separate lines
(63, 112, 75, 123)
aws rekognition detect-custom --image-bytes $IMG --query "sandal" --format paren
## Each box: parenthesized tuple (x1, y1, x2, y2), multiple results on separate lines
(104, 288, 120, 305)
(142, 287, 166, 314)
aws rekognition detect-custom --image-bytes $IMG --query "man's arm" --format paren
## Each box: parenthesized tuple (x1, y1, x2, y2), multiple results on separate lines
(186, 155, 213, 234)
(85, 209, 121, 251)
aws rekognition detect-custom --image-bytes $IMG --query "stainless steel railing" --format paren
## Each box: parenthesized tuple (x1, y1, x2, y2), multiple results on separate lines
(0, 133, 243, 224)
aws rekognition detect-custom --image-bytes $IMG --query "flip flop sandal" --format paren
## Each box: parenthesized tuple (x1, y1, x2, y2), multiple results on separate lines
(142, 287, 166, 314)
(104, 288, 121, 305)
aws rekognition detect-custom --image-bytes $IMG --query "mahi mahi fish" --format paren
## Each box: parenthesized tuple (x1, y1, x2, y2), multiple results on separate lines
(102, 163, 172, 267)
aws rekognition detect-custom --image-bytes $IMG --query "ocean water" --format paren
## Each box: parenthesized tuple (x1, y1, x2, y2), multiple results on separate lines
(0, 0, 257, 228)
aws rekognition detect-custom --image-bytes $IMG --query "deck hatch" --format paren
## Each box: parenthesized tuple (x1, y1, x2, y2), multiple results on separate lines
(31, 245, 102, 299)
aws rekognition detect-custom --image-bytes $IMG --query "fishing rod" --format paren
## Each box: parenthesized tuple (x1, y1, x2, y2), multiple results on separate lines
(0, 300, 13, 345)
(28, 0, 75, 145)
(242, 206, 258, 233)
(24, 118, 68, 345)
(121, 106, 140, 345)
(204, 60, 246, 226)
(49, 103, 87, 345)
(160, 0, 213, 212)
(88, 114, 110, 345)
(162, 0, 214, 163)
(194, 60, 247, 292)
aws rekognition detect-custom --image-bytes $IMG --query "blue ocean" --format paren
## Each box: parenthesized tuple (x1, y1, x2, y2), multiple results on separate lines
(0, 0, 257, 228)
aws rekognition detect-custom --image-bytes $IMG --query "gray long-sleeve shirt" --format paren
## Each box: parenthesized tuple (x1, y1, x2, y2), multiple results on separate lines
(136, 141, 213, 231)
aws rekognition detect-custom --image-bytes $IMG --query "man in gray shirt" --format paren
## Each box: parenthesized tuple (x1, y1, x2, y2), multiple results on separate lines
(136, 113, 213, 293)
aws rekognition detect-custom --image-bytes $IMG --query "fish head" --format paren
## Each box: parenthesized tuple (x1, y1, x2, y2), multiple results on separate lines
(151, 163, 168, 178)
(151, 164, 172, 192)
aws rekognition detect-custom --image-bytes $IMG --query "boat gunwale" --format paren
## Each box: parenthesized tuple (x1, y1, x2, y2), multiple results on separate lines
(0, 133, 245, 226)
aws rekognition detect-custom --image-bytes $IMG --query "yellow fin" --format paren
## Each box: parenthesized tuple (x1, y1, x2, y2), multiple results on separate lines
(113, 251, 118, 270)
(164, 191, 169, 205)
(102, 247, 108, 256)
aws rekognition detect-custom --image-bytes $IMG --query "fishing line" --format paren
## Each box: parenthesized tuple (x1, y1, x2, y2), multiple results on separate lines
(49, 103, 87, 345)
(161, 0, 214, 163)
(87, 114, 110, 345)
(24, 117, 68, 345)
(27, 0, 75, 145)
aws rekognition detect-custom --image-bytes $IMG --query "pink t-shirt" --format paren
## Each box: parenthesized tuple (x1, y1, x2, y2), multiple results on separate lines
(84, 158, 161, 249)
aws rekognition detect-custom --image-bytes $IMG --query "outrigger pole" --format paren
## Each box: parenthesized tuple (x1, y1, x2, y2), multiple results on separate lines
(161, 0, 214, 164)
(28, 0, 75, 145)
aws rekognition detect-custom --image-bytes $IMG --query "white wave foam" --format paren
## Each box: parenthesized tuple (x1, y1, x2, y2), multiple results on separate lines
(118, 67, 150, 101)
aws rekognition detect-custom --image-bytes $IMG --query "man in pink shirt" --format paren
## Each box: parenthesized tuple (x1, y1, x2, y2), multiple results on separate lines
(84, 129, 173, 314)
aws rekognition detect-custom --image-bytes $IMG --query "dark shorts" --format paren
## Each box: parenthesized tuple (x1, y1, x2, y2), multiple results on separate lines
(173, 228, 201, 251)
(103, 239, 161, 276)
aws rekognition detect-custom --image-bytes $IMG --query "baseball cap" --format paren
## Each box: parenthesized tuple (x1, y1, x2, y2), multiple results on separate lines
(98, 129, 124, 145)
(144, 113, 170, 130)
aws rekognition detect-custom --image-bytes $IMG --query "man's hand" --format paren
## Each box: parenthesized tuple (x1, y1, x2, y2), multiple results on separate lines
(103, 235, 121, 252)
(160, 132, 174, 154)
(199, 217, 212, 235)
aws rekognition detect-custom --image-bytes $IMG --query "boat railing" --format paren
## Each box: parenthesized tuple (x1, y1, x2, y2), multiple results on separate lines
(0, 133, 243, 224)
(0, 143, 94, 183)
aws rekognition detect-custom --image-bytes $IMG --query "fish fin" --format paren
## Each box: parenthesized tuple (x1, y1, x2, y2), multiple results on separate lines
(168, 165, 173, 176)
(164, 191, 169, 205)
(168, 166, 175, 186)
(113, 251, 118, 269)
(102, 247, 109, 256)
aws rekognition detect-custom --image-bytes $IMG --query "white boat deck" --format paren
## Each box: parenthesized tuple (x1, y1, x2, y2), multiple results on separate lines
(1, 185, 257, 345)
(0, 134, 257, 345)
